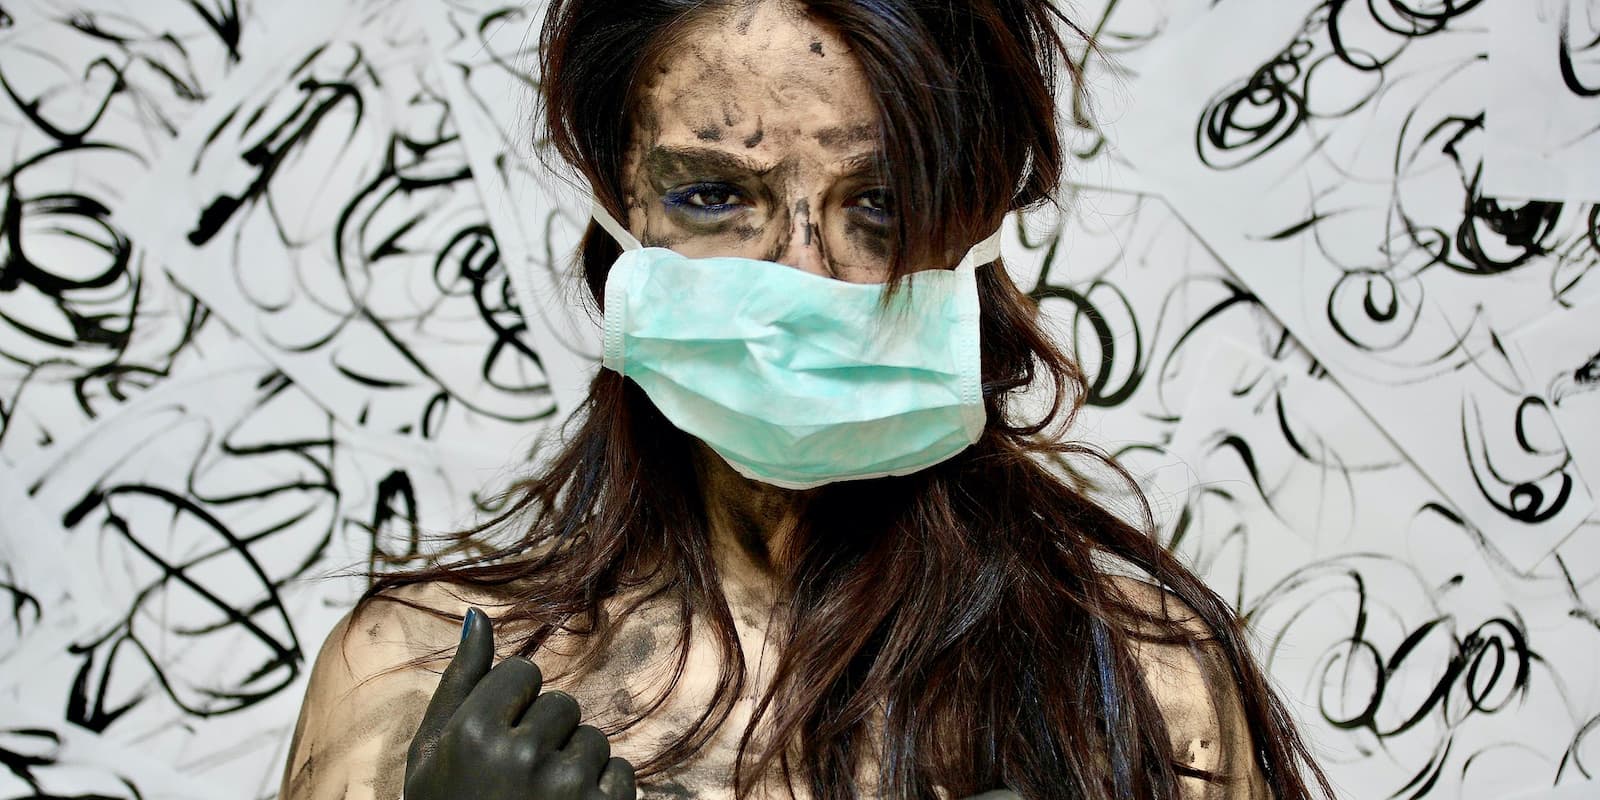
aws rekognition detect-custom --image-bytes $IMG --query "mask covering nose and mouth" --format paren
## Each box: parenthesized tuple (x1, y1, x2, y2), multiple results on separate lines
(591, 198, 1003, 490)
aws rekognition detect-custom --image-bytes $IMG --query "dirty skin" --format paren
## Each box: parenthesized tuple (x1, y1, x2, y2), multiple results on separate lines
(619, 0, 900, 285)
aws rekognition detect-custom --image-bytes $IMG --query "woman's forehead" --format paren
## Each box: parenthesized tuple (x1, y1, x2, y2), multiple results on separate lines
(631, 1, 882, 168)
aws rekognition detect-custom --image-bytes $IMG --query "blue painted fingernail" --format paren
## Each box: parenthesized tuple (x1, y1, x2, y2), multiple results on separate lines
(461, 608, 478, 641)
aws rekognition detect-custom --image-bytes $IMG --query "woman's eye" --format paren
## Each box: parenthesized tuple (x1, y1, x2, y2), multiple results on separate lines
(664, 184, 745, 215)
(851, 189, 893, 220)
(689, 189, 740, 207)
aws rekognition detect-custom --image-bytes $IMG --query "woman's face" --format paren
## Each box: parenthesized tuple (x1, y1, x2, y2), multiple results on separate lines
(621, 0, 901, 284)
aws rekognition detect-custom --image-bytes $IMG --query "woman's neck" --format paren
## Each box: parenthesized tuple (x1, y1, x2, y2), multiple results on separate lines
(690, 441, 809, 598)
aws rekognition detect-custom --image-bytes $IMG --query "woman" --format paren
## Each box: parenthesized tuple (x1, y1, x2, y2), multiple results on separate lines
(279, 1, 1334, 798)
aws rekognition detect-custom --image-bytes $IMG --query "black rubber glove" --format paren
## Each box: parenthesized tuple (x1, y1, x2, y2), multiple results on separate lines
(404, 607, 637, 799)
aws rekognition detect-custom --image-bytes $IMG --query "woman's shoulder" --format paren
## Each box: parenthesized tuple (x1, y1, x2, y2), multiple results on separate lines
(1106, 575, 1272, 799)
(316, 579, 516, 696)
(277, 579, 514, 800)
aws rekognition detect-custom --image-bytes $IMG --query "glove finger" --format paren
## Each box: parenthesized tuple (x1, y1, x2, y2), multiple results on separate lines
(513, 689, 582, 755)
(558, 724, 611, 779)
(452, 655, 543, 731)
(596, 756, 637, 799)
(411, 607, 494, 759)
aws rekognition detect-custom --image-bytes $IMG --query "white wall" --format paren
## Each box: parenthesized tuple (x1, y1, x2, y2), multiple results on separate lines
(0, 1, 1596, 798)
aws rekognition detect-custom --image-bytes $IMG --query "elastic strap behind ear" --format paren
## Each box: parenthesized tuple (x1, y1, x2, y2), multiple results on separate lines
(955, 224, 1005, 272)
(590, 196, 644, 251)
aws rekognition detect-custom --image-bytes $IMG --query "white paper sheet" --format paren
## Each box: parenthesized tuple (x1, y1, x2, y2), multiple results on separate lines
(1485, 0, 1600, 203)
(414, 0, 604, 414)
(4, 1, 1599, 797)
(0, 698, 223, 799)
(0, 465, 108, 684)
(1001, 188, 1305, 529)
(1119, 0, 1598, 569)
(1165, 340, 1600, 800)
(0, 0, 333, 468)
(2, 335, 510, 794)
(113, 0, 556, 460)
(1508, 779, 1600, 800)
(1508, 297, 1600, 497)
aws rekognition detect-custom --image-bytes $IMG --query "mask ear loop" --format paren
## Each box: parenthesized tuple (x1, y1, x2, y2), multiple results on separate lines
(955, 225, 1005, 272)
(590, 196, 644, 252)
(951, 223, 1002, 443)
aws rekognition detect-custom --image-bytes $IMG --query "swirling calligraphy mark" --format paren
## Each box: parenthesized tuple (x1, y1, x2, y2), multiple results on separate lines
(1559, 0, 1600, 97)
(1, 564, 42, 643)
(1324, 268, 1430, 355)
(0, 728, 63, 790)
(439, 222, 552, 398)
(1455, 190, 1564, 276)
(1560, 712, 1600, 782)
(331, 148, 554, 434)
(0, 55, 126, 148)
(1414, 112, 1567, 277)
(184, 1, 245, 65)
(1553, 205, 1600, 300)
(1317, 611, 1533, 741)
(1, 180, 135, 349)
(0, 725, 146, 798)
(1548, 348, 1600, 405)
(58, 482, 314, 727)
(1032, 281, 1148, 407)
(1197, 47, 1309, 170)
(188, 73, 363, 246)
(366, 469, 425, 577)
(1, 145, 198, 452)
(0, 28, 213, 453)
(1196, 0, 1486, 170)
(1461, 395, 1575, 524)
(474, 6, 542, 93)
(1253, 562, 1535, 798)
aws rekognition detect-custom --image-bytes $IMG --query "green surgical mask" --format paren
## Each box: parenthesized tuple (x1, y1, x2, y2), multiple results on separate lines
(593, 199, 1001, 490)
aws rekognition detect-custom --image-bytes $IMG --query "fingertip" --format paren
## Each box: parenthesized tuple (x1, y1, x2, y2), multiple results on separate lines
(458, 606, 493, 661)
(598, 756, 637, 799)
(542, 689, 578, 719)
(502, 654, 546, 693)
(462, 606, 492, 640)
(413, 608, 496, 755)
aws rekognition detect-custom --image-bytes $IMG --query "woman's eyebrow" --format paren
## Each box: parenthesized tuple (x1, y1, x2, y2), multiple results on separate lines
(645, 145, 769, 177)
(835, 151, 888, 177)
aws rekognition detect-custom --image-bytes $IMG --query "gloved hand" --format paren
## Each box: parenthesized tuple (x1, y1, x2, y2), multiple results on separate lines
(404, 607, 636, 799)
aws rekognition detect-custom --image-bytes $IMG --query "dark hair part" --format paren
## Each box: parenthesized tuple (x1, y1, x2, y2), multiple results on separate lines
(362, 1, 1334, 798)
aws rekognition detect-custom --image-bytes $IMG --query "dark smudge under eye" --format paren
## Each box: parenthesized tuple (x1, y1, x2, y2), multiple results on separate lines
(694, 125, 724, 142)
(845, 220, 891, 260)
(641, 229, 690, 249)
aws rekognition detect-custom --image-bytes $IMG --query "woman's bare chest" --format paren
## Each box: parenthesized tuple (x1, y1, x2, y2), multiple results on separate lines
(536, 600, 815, 800)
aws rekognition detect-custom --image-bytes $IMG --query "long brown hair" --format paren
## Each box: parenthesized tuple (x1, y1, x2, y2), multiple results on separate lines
(362, 1, 1334, 797)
